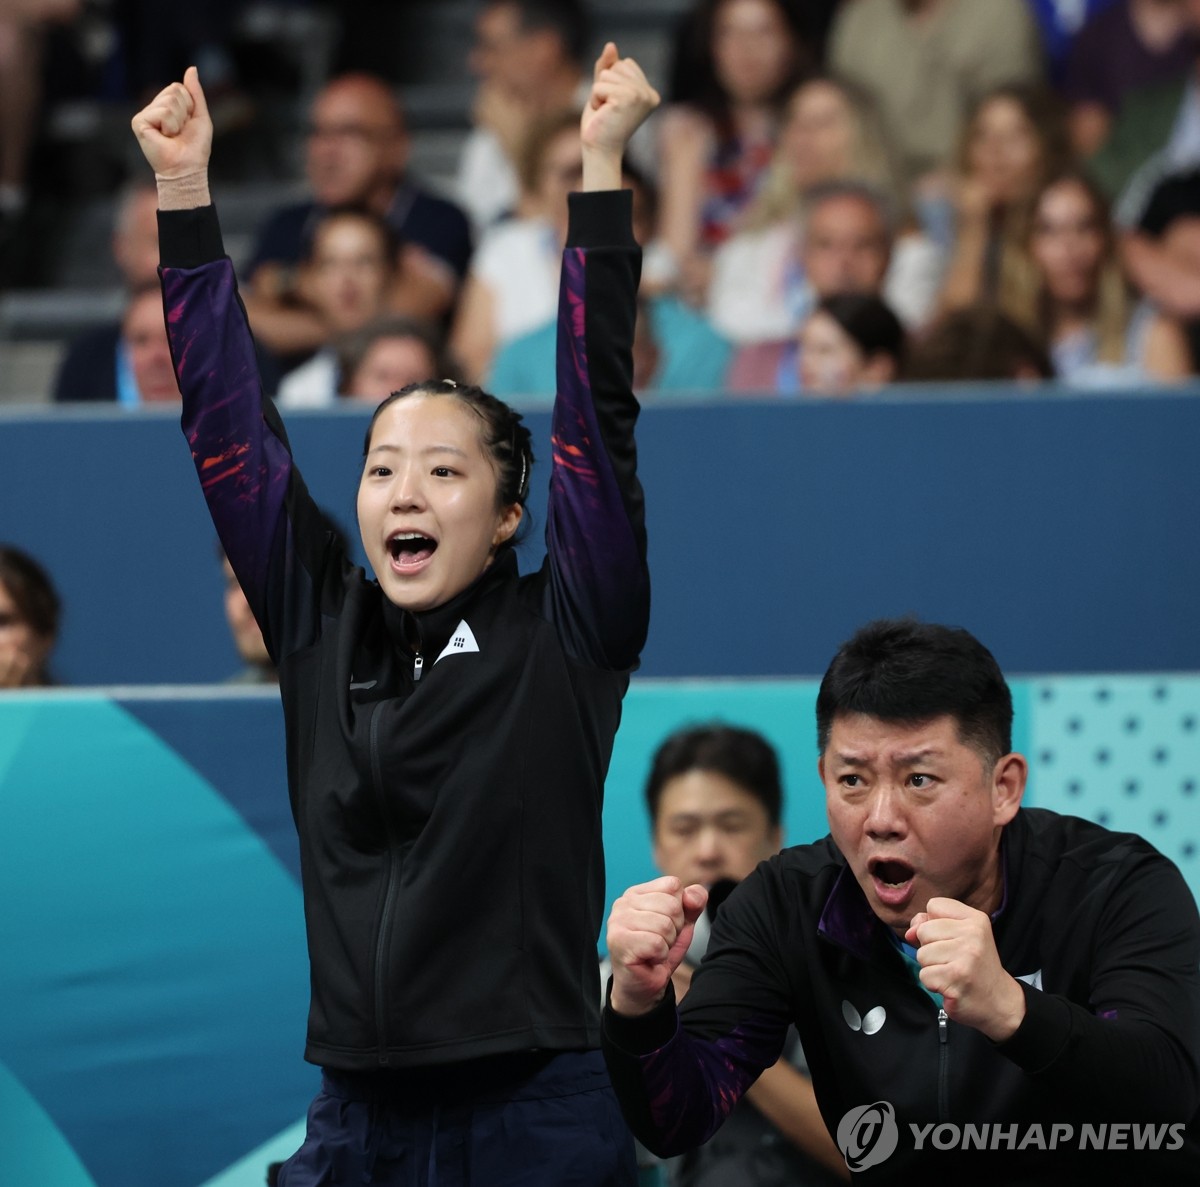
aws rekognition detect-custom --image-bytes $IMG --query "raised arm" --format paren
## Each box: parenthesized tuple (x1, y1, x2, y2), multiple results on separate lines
(132, 69, 339, 664)
(544, 45, 658, 670)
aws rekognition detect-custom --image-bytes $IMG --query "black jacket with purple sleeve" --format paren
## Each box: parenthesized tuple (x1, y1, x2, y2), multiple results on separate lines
(159, 190, 649, 1070)
(602, 808, 1200, 1182)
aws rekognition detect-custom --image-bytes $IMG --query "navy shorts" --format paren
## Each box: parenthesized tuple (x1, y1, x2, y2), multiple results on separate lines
(277, 1049, 637, 1186)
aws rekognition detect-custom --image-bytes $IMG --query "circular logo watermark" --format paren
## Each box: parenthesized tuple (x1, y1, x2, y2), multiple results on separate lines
(837, 1100, 899, 1171)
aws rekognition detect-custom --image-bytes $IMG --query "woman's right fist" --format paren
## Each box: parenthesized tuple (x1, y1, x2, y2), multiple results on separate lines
(131, 66, 213, 180)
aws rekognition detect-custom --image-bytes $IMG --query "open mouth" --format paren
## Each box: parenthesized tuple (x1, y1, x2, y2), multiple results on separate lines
(868, 858, 916, 907)
(871, 859, 914, 886)
(388, 531, 437, 571)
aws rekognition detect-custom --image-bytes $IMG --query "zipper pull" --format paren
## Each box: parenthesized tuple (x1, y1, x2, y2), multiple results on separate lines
(938, 1007, 948, 1043)
(413, 652, 423, 682)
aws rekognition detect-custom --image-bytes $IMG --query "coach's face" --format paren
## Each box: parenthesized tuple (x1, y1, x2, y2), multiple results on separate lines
(820, 713, 1025, 937)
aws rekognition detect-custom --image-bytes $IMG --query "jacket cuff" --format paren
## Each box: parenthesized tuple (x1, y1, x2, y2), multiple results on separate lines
(566, 190, 636, 251)
(157, 205, 226, 269)
(995, 982, 1073, 1072)
(602, 975, 680, 1054)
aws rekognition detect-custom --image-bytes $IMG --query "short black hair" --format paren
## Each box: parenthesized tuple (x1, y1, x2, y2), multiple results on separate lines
(490, 0, 590, 64)
(817, 294, 905, 368)
(816, 619, 1013, 766)
(645, 723, 784, 827)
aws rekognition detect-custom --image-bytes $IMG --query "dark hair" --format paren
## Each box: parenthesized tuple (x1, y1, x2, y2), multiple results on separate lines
(903, 305, 1054, 382)
(490, 0, 590, 64)
(816, 619, 1013, 767)
(364, 380, 535, 520)
(304, 205, 400, 266)
(0, 545, 61, 683)
(667, 0, 813, 127)
(816, 294, 905, 368)
(645, 723, 784, 827)
(335, 315, 448, 397)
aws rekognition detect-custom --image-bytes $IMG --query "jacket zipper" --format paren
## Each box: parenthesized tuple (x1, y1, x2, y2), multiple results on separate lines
(369, 700, 400, 1065)
(937, 1006, 949, 1121)
(370, 616, 424, 1063)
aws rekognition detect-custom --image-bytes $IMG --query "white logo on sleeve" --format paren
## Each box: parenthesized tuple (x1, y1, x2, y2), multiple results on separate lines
(842, 1000, 887, 1034)
(435, 620, 479, 665)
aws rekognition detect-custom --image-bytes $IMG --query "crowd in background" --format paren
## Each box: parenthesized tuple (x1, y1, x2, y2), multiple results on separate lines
(5, 0, 1200, 408)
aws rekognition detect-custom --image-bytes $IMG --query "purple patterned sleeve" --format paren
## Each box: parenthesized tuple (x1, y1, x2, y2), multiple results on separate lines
(544, 191, 649, 671)
(159, 205, 334, 659)
(162, 257, 293, 612)
(603, 986, 789, 1155)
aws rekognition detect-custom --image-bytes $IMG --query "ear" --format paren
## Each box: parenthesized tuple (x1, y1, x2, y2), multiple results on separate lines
(991, 752, 1027, 827)
(492, 502, 523, 549)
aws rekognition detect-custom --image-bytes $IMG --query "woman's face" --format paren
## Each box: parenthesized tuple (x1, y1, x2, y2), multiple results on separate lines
(345, 336, 438, 405)
(712, 0, 796, 107)
(968, 96, 1042, 205)
(799, 310, 867, 395)
(0, 579, 51, 688)
(306, 216, 392, 334)
(1031, 179, 1107, 307)
(781, 81, 855, 191)
(357, 394, 522, 612)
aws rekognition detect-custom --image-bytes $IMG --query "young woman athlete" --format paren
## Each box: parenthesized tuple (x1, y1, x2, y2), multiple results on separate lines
(133, 44, 658, 1186)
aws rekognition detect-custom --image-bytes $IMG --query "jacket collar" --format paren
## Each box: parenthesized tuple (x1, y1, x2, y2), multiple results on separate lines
(379, 549, 517, 661)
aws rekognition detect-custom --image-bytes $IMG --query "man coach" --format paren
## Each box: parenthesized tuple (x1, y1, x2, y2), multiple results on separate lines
(601, 619, 1200, 1182)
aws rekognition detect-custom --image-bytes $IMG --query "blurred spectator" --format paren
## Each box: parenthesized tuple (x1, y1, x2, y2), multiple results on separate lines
(1088, 0, 1200, 200)
(0, 544, 60, 689)
(335, 316, 446, 405)
(797, 293, 905, 396)
(1026, 0, 1120, 85)
(220, 550, 276, 686)
(488, 165, 732, 400)
(903, 305, 1055, 381)
(938, 85, 1072, 313)
(709, 79, 943, 337)
(1063, 0, 1192, 158)
(0, 0, 79, 224)
(716, 179, 906, 361)
(1007, 171, 1191, 382)
(450, 108, 579, 384)
(52, 180, 158, 403)
(245, 72, 471, 357)
(120, 283, 181, 403)
(746, 77, 905, 230)
(828, 0, 1042, 202)
(275, 208, 397, 407)
(1118, 165, 1200, 364)
(457, 0, 589, 233)
(656, 0, 813, 304)
(55, 283, 181, 404)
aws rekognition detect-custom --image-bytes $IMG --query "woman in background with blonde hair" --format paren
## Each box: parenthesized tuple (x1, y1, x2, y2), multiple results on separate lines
(938, 84, 1072, 316)
(708, 75, 942, 340)
(1005, 170, 1190, 384)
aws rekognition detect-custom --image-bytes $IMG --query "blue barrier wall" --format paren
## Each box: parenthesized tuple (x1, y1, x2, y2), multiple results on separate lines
(2, 678, 1196, 1187)
(2, 386, 1198, 684)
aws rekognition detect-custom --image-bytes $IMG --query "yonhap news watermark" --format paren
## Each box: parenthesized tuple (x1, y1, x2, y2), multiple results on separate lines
(836, 1101, 1188, 1171)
